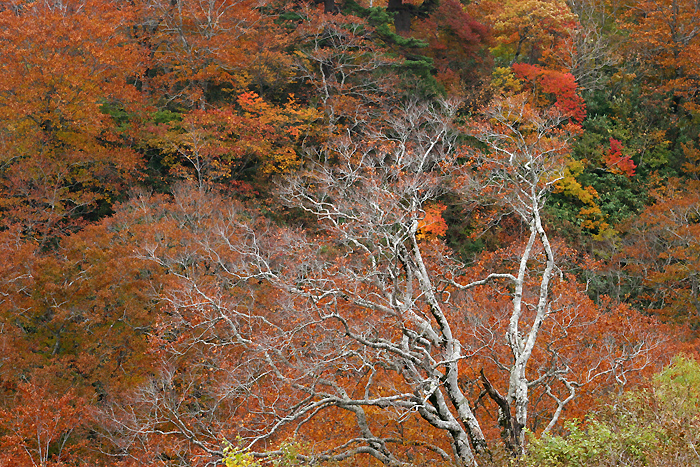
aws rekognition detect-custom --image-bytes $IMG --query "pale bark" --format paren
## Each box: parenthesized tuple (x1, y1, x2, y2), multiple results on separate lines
(470, 94, 571, 455)
(100, 92, 665, 466)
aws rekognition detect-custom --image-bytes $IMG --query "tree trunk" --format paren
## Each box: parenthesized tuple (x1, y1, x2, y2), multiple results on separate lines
(387, 0, 412, 34)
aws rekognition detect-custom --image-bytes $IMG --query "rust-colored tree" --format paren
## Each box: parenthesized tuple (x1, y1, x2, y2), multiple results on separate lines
(135, 0, 269, 108)
(0, 381, 88, 467)
(618, 0, 700, 113)
(618, 180, 700, 331)
(0, 217, 159, 464)
(0, 0, 145, 246)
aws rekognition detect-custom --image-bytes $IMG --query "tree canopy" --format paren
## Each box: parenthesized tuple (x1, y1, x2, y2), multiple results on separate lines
(0, 0, 698, 465)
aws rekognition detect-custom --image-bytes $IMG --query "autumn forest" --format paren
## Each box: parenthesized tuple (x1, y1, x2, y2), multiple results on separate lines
(1, 0, 700, 465)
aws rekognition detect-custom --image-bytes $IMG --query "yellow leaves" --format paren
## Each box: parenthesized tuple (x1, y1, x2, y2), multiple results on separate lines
(610, 71, 637, 86)
(557, 160, 596, 203)
(579, 205, 608, 232)
(478, 0, 577, 65)
(264, 147, 299, 174)
(491, 67, 524, 94)
(555, 159, 613, 234)
(222, 442, 261, 467)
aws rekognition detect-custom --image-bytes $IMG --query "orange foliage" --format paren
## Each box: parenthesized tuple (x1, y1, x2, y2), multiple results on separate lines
(0, 0, 695, 464)
(459, 245, 681, 437)
(417, 203, 448, 240)
(476, 0, 578, 66)
(619, 0, 700, 107)
(147, 92, 320, 189)
(136, 0, 266, 107)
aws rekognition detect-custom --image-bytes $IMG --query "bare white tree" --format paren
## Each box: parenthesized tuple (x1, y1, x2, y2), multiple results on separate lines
(99, 94, 667, 466)
(459, 93, 574, 453)
(561, 0, 622, 92)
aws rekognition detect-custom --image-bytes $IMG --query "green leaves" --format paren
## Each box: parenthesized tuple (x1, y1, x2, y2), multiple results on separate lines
(526, 356, 700, 467)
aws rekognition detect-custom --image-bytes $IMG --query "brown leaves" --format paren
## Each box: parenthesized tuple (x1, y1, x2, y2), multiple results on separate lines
(619, 180, 700, 330)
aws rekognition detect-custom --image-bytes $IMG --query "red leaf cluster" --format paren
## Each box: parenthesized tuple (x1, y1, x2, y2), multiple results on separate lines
(512, 63, 586, 123)
(603, 137, 636, 177)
